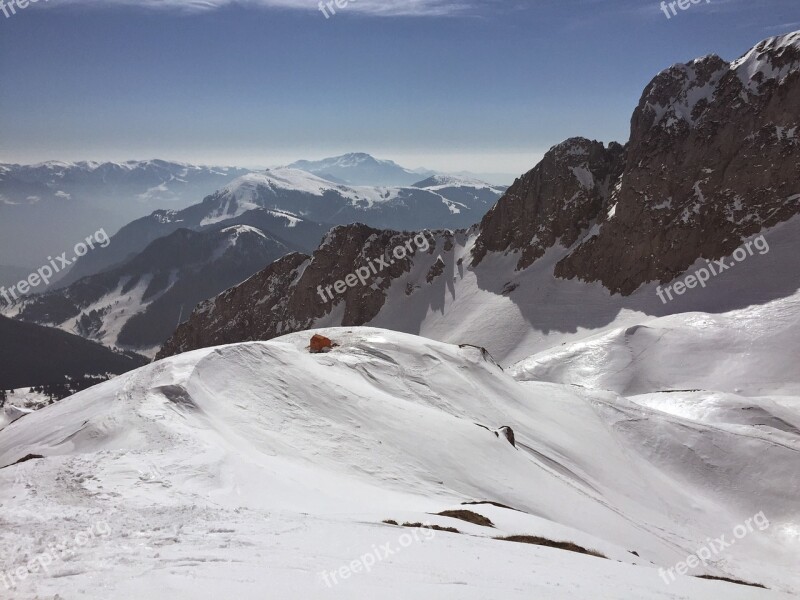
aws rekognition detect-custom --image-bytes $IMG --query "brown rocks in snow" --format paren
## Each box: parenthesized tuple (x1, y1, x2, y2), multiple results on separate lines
(309, 334, 333, 353)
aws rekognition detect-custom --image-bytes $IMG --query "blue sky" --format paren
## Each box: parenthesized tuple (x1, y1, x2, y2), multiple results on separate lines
(0, 0, 798, 177)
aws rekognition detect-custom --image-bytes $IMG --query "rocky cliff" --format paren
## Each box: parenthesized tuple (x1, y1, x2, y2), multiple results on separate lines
(556, 32, 800, 293)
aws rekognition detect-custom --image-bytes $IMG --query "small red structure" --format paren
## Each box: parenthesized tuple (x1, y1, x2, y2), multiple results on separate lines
(309, 334, 334, 353)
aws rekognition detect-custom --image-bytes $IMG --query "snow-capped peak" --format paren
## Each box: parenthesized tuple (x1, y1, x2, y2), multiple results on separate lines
(731, 30, 800, 92)
(286, 153, 433, 187)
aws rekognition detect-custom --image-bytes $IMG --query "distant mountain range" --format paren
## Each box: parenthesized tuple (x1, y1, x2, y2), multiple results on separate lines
(8, 214, 321, 355)
(158, 31, 800, 365)
(189, 168, 505, 233)
(48, 167, 503, 288)
(3, 164, 504, 355)
(0, 160, 249, 269)
(0, 155, 503, 284)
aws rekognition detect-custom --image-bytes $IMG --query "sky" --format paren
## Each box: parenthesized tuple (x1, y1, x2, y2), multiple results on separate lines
(0, 0, 798, 178)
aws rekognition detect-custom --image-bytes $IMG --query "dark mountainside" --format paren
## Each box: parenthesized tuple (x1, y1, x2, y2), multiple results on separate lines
(0, 315, 147, 389)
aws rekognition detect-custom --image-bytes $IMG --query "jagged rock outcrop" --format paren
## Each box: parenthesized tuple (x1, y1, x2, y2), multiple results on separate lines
(556, 32, 800, 293)
(472, 138, 626, 269)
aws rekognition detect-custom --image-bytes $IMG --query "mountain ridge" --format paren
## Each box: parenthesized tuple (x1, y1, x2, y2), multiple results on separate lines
(158, 31, 800, 362)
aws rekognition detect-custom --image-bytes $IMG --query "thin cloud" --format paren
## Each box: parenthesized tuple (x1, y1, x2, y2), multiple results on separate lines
(765, 21, 800, 32)
(65, 0, 480, 17)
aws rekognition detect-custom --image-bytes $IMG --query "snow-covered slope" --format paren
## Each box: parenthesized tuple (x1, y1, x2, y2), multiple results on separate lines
(412, 173, 505, 192)
(1, 328, 797, 598)
(0, 388, 49, 429)
(197, 167, 502, 231)
(509, 299, 800, 397)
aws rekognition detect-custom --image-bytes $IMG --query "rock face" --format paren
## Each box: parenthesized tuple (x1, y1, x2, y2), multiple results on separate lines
(556, 32, 800, 293)
(157, 31, 800, 359)
(472, 138, 625, 270)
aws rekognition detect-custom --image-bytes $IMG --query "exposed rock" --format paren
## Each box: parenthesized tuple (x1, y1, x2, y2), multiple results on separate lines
(497, 426, 516, 447)
(472, 137, 626, 270)
(426, 256, 446, 283)
(157, 225, 444, 359)
(556, 33, 800, 294)
(309, 334, 333, 353)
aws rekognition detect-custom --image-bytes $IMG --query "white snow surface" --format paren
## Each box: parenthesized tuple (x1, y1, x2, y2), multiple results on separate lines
(414, 174, 505, 193)
(0, 327, 797, 599)
(364, 215, 800, 369)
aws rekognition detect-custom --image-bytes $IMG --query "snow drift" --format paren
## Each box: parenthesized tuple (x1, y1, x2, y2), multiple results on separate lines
(1, 328, 798, 599)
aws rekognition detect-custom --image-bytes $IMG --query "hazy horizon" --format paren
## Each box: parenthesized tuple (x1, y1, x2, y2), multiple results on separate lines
(2, 0, 798, 176)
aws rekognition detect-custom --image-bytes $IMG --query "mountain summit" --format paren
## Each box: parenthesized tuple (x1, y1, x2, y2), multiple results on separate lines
(288, 152, 434, 186)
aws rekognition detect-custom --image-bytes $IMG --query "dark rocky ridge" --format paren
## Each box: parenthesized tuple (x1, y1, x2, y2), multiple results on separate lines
(157, 225, 439, 359)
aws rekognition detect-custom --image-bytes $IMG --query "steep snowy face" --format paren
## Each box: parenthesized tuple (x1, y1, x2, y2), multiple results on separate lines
(2, 328, 798, 598)
(731, 31, 800, 94)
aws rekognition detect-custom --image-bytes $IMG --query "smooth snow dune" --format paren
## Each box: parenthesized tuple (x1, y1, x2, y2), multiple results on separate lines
(0, 328, 797, 599)
(509, 295, 800, 397)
